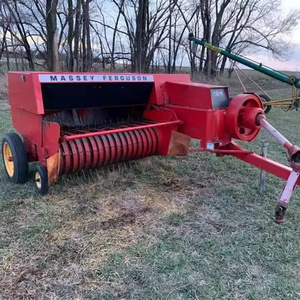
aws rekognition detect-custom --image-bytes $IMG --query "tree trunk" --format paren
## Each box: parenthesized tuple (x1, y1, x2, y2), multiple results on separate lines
(4, 33, 10, 71)
(201, 0, 211, 76)
(220, 56, 227, 74)
(83, 0, 92, 71)
(81, 1, 87, 71)
(46, 0, 59, 71)
(74, 0, 82, 71)
(209, 0, 231, 76)
(168, 0, 172, 73)
(67, 0, 74, 71)
(135, 0, 148, 72)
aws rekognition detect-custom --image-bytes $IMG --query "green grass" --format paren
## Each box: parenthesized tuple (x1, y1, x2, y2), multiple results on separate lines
(1, 84, 300, 299)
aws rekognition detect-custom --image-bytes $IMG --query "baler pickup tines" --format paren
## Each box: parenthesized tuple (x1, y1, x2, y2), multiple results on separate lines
(59, 127, 159, 175)
(58, 119, 180, 175)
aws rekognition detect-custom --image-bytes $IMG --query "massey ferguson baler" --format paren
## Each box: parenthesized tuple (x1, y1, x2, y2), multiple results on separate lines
(2, 71, 300, 223)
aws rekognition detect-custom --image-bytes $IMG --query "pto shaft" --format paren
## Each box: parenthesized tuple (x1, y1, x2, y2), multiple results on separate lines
(257, 115, 292, 149)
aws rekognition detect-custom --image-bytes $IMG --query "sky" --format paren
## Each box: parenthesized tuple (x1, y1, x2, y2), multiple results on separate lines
(281, 0, 300, 44)
(247, 0, 300, 71)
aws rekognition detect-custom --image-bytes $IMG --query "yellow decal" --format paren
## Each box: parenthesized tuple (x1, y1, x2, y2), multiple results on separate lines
(205, 43, 221, 53)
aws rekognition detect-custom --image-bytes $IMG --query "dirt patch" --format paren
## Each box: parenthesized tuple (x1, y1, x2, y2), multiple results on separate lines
(100, 212, 136, 229)
(88, 207, 153, 230)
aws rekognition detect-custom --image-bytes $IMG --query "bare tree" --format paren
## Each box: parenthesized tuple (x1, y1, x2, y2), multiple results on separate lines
(46, 0, 59, 71)
(0, 0, 298, 77)
(1, 0, 36, 70)
(196, 0, 300, 76)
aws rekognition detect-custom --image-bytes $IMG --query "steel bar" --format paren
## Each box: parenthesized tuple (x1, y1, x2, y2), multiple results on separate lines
(61, 120, 180, 141)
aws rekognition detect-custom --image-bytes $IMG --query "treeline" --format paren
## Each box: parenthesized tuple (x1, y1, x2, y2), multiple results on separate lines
(0, 0, 298, 76)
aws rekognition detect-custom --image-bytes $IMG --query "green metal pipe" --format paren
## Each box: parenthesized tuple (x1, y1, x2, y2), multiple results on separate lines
(188, 34, 300, 89)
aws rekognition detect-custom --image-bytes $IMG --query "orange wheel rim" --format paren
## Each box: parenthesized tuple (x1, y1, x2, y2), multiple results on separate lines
(3, 142, 14, 177)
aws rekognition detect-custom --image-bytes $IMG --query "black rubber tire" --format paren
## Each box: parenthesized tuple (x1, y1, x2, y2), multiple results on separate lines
(259, 94, 272, 114)
(2, 133, 28, 183)
(35, 164, 49, 195)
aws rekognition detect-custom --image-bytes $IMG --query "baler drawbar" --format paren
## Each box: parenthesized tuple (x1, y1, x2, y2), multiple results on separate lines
(2, 71, 300, 223)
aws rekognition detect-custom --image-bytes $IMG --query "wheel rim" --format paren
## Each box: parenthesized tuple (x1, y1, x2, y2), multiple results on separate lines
(262, 100, 268, 112)
(35, 172, 42, 189)
(263, 103, 270, 112)
(3, 142, 14, 177)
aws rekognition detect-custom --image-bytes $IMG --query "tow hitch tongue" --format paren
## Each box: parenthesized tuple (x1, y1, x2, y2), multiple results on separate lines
(257, 114, 300, 223)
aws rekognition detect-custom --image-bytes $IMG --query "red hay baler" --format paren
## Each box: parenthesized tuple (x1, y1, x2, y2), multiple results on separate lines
(2, 72, 300, 223)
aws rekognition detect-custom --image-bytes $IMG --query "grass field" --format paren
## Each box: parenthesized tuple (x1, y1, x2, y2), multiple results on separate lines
(1, 75, 300, 299)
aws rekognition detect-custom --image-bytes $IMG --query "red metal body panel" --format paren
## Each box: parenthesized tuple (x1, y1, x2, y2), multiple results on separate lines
(10, 108, 43, 159)
(163, 81, 229, 108)
(149, 74, 190, 105)
(8, 72, 44, 114)
(164, 105, 231, 147)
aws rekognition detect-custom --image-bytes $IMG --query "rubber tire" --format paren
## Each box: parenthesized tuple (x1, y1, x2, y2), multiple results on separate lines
(259, 94, 272, 114)
(35, 164, 49, 195)
(2, 133, 28, 183)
